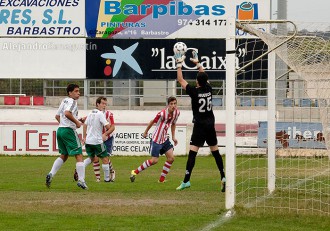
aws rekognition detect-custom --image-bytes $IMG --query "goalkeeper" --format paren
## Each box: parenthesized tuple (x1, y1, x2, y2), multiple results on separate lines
(174, 49, 226, 192)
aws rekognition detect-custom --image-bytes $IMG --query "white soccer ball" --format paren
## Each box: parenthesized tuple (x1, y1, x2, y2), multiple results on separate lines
(173, 42, 187, 55)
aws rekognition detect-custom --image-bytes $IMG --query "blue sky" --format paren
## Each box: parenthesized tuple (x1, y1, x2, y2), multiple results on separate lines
(274, 0, 330, 22)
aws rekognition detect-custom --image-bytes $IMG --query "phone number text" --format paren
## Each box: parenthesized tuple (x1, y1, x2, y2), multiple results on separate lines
(178, 19, 227, 26)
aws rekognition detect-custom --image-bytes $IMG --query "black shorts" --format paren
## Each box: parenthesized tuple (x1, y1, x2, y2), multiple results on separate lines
(190, 123, 218, 147)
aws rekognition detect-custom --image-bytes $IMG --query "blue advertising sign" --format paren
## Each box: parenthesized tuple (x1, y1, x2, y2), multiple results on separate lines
(257, 121, 326, 149)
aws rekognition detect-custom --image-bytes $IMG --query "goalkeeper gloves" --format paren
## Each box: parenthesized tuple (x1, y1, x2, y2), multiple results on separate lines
(190, 50, 202, 68)
(174, 52, 186, 68)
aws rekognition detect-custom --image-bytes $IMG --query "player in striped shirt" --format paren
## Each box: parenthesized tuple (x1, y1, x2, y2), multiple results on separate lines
(130, 96, 180, 183)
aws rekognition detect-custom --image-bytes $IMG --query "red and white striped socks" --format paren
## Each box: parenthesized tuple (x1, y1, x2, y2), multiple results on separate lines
(93, 162, 101, 182)
(135, 159, 152, 174)
(159, 161, 173, 182)
(109, 159, 114, 172)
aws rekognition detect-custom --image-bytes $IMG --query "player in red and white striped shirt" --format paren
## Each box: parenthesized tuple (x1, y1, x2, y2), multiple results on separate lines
(102, 110, 116, 181)
(130, 96, 180, 183)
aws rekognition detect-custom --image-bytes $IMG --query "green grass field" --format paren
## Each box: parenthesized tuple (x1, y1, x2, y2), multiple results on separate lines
(0, 155, 329, 231)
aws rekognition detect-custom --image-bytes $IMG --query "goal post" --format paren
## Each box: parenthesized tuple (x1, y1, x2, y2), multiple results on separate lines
(225, 17, 237, 210)
(267, 49, 276, 194)
(225, 18, 281, 210)
(225, 19, 330, 215)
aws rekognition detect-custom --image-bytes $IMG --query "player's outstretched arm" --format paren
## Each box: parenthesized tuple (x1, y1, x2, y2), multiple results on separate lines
(55, 115, 60, 123)
(82, 123, 87, 145)
(104, 123, 115, 136)
(64, 110, 81, 128)
(175, 52, 188, 90)
(78, 116, 87, 123)
(171, 124, 178, 146)
(190, 50, 204, 73)
(143, 120, 155, 138)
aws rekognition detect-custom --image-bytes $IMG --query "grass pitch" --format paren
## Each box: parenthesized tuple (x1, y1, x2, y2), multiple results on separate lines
(0, 155, 328, 231)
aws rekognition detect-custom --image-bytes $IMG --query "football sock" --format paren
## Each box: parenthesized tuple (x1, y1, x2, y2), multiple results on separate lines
(211, 150, 225, 179)
(183, 150, 197, 183)
(135, 159, 152, 174)
(109, 159, 114, 172)
(102, 164, 110, 181)
(84, 158, 92, 167)
(76, 162, 85, 182)
(49, 157, 64, 176)
(159, 161, 173, 182)
(93, 162, 101, 181)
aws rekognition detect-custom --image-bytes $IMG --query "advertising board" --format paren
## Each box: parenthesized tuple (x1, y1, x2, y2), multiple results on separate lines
(0, 123, 187, 155)
(0, 0, 85, 36)
(86, 38, 267, 80)
(86, 0, 270, 39)
(257, 121, 326, 149)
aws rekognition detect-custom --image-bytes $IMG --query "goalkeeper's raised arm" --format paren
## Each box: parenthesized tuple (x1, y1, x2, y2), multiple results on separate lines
(175, 51, 188, 90)
(176, 49, 206, 90)
(174, 48, 226, 193)
(190, 50, 204, 73)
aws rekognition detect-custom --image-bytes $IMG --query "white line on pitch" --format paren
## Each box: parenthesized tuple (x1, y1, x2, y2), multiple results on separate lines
(200, 211, 234, 231)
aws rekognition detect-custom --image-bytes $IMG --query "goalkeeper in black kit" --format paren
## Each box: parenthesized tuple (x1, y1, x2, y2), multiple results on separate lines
(174, 48, 226, 192)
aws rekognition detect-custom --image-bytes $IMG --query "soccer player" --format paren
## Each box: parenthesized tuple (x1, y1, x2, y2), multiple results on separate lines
(102, 109, 116, 181)
(74, 105, 116, 182)
(130, 96, 180, 183)
(175, 49, 226, 192)
(45, 83, 88, 190)
(82, 97, 114, 182)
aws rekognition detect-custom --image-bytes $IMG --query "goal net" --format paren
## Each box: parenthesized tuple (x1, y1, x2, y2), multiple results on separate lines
(231, 20, 330, 215)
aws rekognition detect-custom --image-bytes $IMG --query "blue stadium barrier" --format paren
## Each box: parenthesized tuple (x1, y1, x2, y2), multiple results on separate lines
(283, 98, 294, 107)
(213, 97, 223, 106)
(315, 99, 327, 107)
(299, 98, 311, 107)
(254, 98, 267, 106)
(240, 97, 252, 106)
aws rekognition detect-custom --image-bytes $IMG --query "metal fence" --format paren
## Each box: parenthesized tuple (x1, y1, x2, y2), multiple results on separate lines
(0, 79, 228, 110)
(2, 78, 315, 110)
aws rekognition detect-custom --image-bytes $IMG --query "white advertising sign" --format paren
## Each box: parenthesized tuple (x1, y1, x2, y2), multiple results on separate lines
(0, 124, 187, 156)
(0, 0, 85, 36)
(0, 38, 86, 79)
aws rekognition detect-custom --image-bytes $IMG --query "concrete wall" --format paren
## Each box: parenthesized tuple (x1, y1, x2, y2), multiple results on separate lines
(0, 109, 267, 124)
(0, 109, 268, 155)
